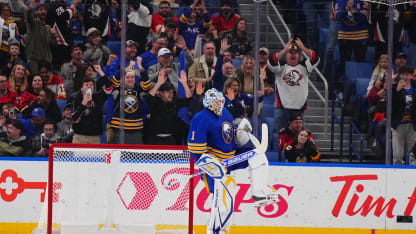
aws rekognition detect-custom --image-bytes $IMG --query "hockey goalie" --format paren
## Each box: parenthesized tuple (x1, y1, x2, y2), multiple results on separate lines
(187, 88, 278, 234)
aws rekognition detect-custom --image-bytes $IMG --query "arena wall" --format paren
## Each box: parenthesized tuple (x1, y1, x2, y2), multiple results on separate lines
(0, 157, 415, 234)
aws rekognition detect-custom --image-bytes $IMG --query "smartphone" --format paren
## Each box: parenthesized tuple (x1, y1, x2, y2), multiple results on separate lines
(86, 88, 92, 97)
(8, 108, 15, 118)
(399, 76, 406, 82)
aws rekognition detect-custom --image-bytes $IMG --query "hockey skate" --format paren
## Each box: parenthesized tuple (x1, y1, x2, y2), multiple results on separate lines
(252, 185, 281, 207)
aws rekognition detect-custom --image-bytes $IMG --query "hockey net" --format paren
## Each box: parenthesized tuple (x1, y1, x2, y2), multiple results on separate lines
(34, 144, 195, 234)
(361, 0, 415, 5)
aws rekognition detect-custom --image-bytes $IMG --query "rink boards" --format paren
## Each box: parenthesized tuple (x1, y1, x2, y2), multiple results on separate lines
(0, 157, 415, 234)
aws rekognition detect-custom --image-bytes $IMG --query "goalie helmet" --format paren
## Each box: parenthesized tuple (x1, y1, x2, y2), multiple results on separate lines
(203, 88, 225, 116)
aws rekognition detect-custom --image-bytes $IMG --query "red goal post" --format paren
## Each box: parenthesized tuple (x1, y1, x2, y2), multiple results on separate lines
(45, 143, 195, 234)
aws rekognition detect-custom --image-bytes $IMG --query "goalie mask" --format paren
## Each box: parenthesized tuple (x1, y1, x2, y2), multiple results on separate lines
(203, 88, 225, 116)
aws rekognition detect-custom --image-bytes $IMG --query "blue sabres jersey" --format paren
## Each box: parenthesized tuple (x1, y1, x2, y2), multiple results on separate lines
(188, 108, 235, 162)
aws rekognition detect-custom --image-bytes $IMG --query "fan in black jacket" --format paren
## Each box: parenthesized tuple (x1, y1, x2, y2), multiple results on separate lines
(283, 128, 320, 163)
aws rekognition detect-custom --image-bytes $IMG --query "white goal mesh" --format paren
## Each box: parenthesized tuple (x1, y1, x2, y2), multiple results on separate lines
(361, 0, 415, 5)
(34, 144, 195, 234)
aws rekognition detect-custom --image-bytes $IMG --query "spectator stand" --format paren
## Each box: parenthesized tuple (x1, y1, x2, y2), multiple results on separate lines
(260, 92, 279, 162)
(343, 61, 373, 131)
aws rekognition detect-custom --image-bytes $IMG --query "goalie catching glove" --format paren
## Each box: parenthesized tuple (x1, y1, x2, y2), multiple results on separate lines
(235, 118, 253, 146)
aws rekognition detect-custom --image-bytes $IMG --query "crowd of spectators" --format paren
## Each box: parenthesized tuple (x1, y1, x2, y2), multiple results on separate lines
(0, 0, 262, 158)
(0, 0, 414, 165)
(277, 0, 416, 165)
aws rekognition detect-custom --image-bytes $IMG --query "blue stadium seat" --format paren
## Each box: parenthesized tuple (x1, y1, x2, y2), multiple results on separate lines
(345, 61, 373, 80)
(355, 78, 370, 97)
(57, 99, 67, 116)
(107, 41, 121, 55)
(366, 46, 375, 63)
(261, 103, 274, 119)
(334, 45, 340, 62)
(319, 28, 328, 44)
(272, 132, 278, 152)
(232, 59, 243, 68)
(265, 151, 279, 162)
(263, 92, 275, 104)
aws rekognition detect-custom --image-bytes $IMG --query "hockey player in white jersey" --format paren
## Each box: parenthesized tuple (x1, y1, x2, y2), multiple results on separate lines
(187, 88, 277, 234)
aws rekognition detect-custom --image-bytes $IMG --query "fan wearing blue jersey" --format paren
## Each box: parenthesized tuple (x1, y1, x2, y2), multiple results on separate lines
(188, 88, 276, 234)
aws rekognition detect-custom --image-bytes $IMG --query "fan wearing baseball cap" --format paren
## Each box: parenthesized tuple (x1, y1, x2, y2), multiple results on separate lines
(84, 27, 111, 67)
(258, 47, 275, 96)
(104, 39, 148, 86)
(148, 48, 181, 94)
(0, 119, 32, 156)
(278, 113, 316, 158)
(268, 37, 320, 135)
(146, 68, 192, 145)
(18, 107, 46, 140)
(138, 34, 168, 71)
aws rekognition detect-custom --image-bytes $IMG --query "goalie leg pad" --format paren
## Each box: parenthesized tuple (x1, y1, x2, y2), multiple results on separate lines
(196, 154, 227, 180)
(248, 151, 268, 169)
(207, 176, 237, 234)
(248, 152, 278, 200)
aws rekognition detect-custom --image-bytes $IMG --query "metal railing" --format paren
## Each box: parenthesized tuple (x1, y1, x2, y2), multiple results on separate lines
(349, 122, 363, 163)
(331, 91, 344, 162)
(265, 0, 329, 135)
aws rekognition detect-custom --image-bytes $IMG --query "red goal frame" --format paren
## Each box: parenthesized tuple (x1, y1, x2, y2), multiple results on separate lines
(47, 143, 195, 234)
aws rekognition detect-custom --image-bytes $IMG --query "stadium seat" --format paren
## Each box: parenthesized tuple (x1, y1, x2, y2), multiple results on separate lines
(107, 41, 121, 55)
(263, 92, 275, 104)
(261, 104, 274, 119)
(345, 61, 373, 80)
(272, 132, 278, 152)
(319, 28, 328, 45)
(366, 46, 375, 63)
(334, 45, 340, 62)
(355, 78, 370, 97)
(232, 59, 243, 68)
(265, 151, 279, 162)
(57, 99, 67, 116)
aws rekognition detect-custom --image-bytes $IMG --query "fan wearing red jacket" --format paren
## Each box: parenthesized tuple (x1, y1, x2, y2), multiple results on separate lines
(211, 0, 240, 34)
(278, 113, 317, 161)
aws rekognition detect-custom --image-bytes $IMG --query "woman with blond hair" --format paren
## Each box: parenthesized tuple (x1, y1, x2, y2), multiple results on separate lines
(235, 55, 264, 116)
(366, 54, 388, 97)
(8, 64, 32, 112)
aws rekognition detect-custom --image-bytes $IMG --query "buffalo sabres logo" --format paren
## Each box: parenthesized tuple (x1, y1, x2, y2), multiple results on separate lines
(88, 3, 102, 19)
(222, 122, 234, 144)
(124, 94, 138, 113)
(283, 69, 303, 86)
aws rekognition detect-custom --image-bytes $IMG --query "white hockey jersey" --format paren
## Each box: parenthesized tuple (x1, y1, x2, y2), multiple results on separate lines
(268, 52, 319, 110)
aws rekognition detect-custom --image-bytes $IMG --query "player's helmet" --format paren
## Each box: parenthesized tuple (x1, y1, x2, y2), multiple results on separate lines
(203, 88, 225, 116)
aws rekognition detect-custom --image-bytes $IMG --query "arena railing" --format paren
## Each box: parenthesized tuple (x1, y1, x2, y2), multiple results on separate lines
(331, 91, 344, 162)
(349, 122, 364, 163)
(265, 0, 329, 135)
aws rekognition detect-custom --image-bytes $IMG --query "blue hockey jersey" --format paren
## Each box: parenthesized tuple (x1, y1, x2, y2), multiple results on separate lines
(187, 108, 235, 162)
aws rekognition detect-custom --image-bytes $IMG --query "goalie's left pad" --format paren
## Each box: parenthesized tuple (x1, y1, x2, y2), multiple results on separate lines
(196, 154, 227, 179)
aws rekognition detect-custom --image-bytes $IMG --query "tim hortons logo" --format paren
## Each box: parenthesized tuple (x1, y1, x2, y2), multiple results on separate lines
(0, 169, 61, 202)
(330, 175, 416, 218)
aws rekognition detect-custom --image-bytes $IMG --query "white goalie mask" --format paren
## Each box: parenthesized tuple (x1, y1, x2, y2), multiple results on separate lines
(203, 88, 225, 116)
